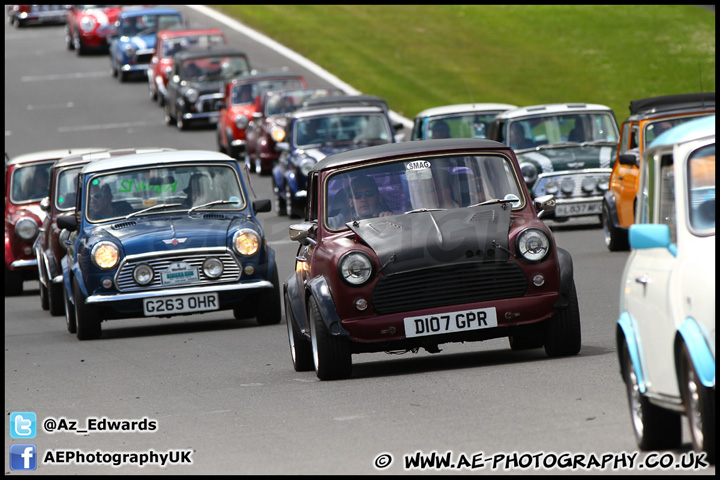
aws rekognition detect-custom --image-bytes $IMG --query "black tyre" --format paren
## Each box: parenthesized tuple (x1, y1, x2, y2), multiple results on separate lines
(308, 295, 351, 380)
(39, 281, 50, 311)
(64, 283, 76, 334)
(620, 341, 681, 449)
(680, 344, 715, 464)
(256, 265, 282, 325)
(285, 292, 313, 372)
(602, 201, 629, 251)
(65, 26, 74, 50)
(274, 184, 287, 216)
(73, 34, 86, 56)
(48, 281, 65, 316)
(543, 282, 581, 357)
(285, 183, 296, 218)
(73, 279, 101, 340)
(164, 104, 176, 126)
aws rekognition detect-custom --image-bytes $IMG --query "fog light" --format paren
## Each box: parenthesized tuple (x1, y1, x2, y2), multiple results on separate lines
(355, 298, 368, 311)
(203, 257, 223, 279)
(545, 181, 558, 195)
(133, 264, 154, 285)
(102, 278, 113, 289)
(23, 246, 33, 255)
(581, 177, 597, 192)
(561, 178, 575, 194)
(244, 265, 255, 275)
(532, 274, 545, 287)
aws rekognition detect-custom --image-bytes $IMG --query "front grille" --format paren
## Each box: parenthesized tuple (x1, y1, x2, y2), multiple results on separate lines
(135, 53, 153, 65)
(371, 262, 528, 315)
(115, 251, 240, 292)
(533, 169, 611, 198)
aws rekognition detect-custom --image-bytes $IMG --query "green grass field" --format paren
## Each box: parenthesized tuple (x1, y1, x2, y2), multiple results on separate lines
(212, 5, 715, 123)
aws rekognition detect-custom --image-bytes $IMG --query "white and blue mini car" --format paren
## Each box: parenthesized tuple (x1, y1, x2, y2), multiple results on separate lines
(616, 114, 715, 463)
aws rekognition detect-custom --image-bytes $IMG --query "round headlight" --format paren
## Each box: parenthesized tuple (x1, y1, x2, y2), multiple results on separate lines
(79, 16, 96, 32)
(59, 229, 70, 250)
(520, 162, 538, 184)
(545, 181, 559, 195)
(233, 230, 260, 256)
(186, 88, 199, 103)
(271, 127, 286, 143)
(235, 114, 249, 130)
(203, 257, 224, 278)
(91, 241, 119, 269)
(15, 217, 38, 240)
(581, 177, 597, 192)
(133, 264, 154, 285)
(339, 252, 373, 286)
(561, 177, 575, 194)
(516, 228, 551, 263)
(124, 43, 136, 57)
(300, 158, 316, 177)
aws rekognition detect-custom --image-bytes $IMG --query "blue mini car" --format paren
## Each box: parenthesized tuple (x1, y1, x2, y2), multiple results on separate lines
(109, 7, 184, 82)
(57, 150, 280, 340)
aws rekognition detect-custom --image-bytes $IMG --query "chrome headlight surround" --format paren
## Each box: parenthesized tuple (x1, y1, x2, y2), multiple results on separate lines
(203, 257, 224, 279)
(15, 217, 39, 240)
(91, 241, 120, 270)
(233, 229, 260, 256)
(185, 88, 199, 104)
(338, 251, 373, 286)
(235, 114, 249, 130)
(123, 43, 136, 58)
(299, 158, 316, 177)
(132, 264, 154, 285)
(79, 16, 96, 32)
(516, 228, 551, 263)
(519, 161, 538, 185)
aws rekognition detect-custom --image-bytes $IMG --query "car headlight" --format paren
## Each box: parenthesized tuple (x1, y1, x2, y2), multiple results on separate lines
(203, 257, 224, 279)
(339, 251, 373, 286)
(270, 127, 286, 143)
(124, 43, 136, 57)
(133, 264, 154, 285)
(91, 241, 119, 269)
(15, 217, 38, 240)
(516, 228, 551, 263)
(233, 230, 260, 256)
(520, 162, 538, 184)
(300, 158, 316, 177)
(235, 114, 249, 130)
(79, 16, 96, 32)
(185, 88, 199, 103)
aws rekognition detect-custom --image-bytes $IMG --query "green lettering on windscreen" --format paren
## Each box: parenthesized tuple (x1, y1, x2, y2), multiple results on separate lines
(118, 179, 178, 194)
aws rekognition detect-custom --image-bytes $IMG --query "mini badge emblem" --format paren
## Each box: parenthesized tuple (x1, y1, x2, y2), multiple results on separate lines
(162, 238, 188, 246)
(567, 162, 585, 168)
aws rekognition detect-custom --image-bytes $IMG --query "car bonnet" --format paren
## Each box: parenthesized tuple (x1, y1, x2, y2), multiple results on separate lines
(346, 203, 512, 275)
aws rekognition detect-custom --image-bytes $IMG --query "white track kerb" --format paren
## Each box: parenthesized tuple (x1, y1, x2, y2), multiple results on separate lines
(187, 5, 414, 129)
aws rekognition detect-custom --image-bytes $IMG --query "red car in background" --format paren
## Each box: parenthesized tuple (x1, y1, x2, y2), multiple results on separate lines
(216, 73, 306, 163)
(148, 25, 227, 106)
(7, 5, 68, 28)
(64, 4, 126, 55)
(5, 148, 98, 296)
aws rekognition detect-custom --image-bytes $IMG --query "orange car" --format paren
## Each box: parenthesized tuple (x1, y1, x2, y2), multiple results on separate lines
(601, 93, 714, 251)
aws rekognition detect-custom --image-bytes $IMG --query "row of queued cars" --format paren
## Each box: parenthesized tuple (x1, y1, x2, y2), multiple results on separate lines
(5, 4, 716, 462)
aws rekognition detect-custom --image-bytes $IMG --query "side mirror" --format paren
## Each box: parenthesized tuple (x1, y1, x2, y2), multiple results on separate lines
(289, 222, 317, 245)
(275, 142, 289, 152)
(40, 196, 50, 212)
(618, 152, 639, 167)
(56, 213, 78, 232)
(534, 194, 556, 218)
(252, 199, 271, 213)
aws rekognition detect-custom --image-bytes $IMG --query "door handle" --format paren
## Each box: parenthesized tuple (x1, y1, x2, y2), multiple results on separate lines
(635, 274, 650, 285)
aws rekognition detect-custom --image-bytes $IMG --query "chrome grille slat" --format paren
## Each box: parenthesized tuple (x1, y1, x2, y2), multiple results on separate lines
(371, 263, 528, 315)
(116, 252, 240, 292)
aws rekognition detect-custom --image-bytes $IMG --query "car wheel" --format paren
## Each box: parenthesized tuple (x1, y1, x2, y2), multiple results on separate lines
(118, 68, 127, 83)
(157, 93, 165, 107)
(255, 265, 282, 325)
(680, 344, 716, 464)
(176, 115, 187, 131)
(285, 291, 313, 371)
(164, 104, 175, 126)
(111, 59, 118, 78)
(48, 281, 65, 317)
(148, 85, 157, 102)
(254, 157, 266, 176)
(4, 265, 23, 296)
(274, 184, 287, 216)
(73, 34, 85, 56)
(39, 280, 50, 311)
(73, 279, 101, 340)
(217, 132, 227, 154)
(64, 283, 76, 334)
(285, 183, 296, 218)
(602, 201, 629, 251)
(542, 281, 581, 357)
(620, 340, 681, 450)
(308, 295, 351, 380)
(65, 26, 74, 50)
(13, 16, 24, 28)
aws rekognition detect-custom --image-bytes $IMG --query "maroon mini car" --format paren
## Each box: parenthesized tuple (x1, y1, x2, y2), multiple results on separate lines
(5, 149, 97, 296)
(284, 138, 580, 380)
(34, 147, 173, 321)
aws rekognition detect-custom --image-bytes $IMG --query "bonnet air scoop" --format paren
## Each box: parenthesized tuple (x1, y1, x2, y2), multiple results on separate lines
(347, 204, 512, 276)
